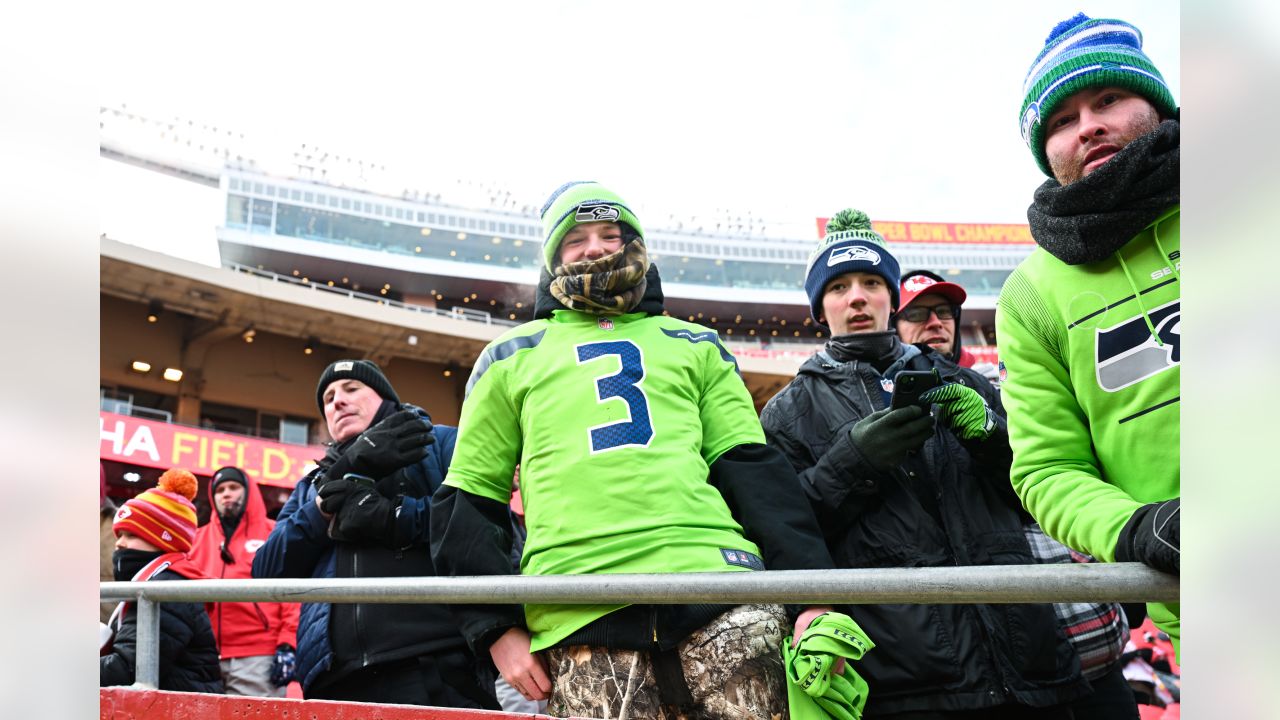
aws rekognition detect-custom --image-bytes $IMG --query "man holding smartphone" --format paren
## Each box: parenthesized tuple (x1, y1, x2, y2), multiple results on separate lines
(252, 359, 499, 710)
(761, 209, 1087, 718)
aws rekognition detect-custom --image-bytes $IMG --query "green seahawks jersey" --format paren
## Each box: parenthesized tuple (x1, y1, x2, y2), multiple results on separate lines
(444, 309, 766, 651)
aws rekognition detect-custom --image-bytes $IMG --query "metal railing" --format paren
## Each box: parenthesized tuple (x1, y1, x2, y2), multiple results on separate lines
(223, 260, 521, 328)
(102, 564, 1177, 690)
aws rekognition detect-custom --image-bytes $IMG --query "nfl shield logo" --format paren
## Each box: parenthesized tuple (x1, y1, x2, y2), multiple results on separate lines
(880, 377, 894, 393)
(998, 361, 1008, 383)
(598, 317, 614, 331)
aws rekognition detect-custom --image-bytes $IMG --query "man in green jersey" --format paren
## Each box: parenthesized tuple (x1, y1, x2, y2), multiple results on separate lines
(431, 181, 840, 719)
(1000, 13, 1180, 655)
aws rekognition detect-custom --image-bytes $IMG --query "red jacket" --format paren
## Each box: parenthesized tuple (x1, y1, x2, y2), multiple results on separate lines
(189, 475, 299, 658)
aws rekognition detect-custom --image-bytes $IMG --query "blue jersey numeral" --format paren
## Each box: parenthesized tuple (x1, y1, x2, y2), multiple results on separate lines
(576, 340, 654, 453)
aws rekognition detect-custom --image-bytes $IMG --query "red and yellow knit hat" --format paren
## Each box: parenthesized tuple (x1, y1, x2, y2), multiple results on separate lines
(113, 468, 200, 553)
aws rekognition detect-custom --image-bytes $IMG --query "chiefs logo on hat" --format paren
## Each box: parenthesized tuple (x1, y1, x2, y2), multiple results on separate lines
(903, 275, 940, 292)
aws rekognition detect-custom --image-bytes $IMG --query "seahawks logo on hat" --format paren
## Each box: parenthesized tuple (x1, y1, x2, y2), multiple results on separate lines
(574, 203, 620, 223)
(827, 245, 881, 267)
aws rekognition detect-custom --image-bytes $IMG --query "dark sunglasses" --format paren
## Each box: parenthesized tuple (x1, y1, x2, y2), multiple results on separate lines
(899, 304, 958, 323)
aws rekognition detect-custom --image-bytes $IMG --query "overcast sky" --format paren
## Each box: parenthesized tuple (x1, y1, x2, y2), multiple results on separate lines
(98, 1, 1179, 264)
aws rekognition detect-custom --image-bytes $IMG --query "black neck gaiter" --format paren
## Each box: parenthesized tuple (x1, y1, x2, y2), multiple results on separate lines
(113, 548, 164, 581)
(824, 330, 903, 373)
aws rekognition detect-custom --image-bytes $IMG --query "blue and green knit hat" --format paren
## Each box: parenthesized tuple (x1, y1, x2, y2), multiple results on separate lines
(804, 209, 900, 326)
(1019, 13, 1177, 176)
(539, 181, 644, 271)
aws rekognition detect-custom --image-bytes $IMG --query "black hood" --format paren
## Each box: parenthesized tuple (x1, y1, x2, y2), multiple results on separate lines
(533, 263, 667, 320)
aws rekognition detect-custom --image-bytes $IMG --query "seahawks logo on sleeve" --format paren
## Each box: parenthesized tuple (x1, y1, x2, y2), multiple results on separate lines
(1095, 300, 1179, 392)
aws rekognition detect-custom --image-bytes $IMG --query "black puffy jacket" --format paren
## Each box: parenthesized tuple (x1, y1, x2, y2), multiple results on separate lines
(100, 568, 222, 693)
(760, 340, 1087, 716)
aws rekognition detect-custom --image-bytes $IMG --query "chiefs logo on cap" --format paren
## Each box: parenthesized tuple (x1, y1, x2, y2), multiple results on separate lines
(903, 275, 939, 292)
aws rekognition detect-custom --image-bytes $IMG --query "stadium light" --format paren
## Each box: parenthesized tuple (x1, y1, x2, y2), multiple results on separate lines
(303, 337, 317, 355)
(241, 326, 256, 343)
(163, 367, 184, 382)
(130, 360, 152, 374)
(146, 299, 163, 323)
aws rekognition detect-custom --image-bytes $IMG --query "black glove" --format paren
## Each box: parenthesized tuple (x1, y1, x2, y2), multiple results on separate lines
(316, 474, 362, 516)
(331, 484, 400, 544)
(1115, 498, 1180, 574)
(269, 643, 296, 687)
(847, 406, 934, 472)
(328, 409, 434, 481)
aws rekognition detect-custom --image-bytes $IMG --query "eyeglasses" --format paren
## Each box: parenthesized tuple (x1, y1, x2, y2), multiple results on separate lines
(898, 304, 958, 323)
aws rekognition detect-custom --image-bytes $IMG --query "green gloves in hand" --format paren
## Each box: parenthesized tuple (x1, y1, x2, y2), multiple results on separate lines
(847, 406, 934, 472)
(782, 612, 875, 720)
(919, 383, 995, 441)
(328, 409, 433, 481)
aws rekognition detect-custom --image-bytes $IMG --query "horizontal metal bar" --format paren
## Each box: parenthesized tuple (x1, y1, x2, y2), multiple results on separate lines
(101, 564, 1177, 605)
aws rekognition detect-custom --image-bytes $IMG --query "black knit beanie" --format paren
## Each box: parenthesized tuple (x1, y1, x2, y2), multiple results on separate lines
(211, 466, 248, 492)
(315, 359, 400, 413)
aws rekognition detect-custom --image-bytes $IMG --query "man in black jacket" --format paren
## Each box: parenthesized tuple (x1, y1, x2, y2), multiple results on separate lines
(251, 359, 497, 709)
(761, 209, 1088, 719)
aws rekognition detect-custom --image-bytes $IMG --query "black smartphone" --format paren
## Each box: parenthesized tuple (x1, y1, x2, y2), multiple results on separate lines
(890, 369, 943, 410)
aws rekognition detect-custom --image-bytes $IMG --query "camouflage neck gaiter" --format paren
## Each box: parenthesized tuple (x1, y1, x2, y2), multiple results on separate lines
(549, 238, 650, 316)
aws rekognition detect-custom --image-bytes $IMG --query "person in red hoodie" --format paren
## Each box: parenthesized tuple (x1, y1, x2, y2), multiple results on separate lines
(189, 466, 300, 696)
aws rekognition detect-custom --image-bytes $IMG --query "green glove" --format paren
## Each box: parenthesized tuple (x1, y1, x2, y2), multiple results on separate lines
(919, 383, 995, 441)
(782, 612, 875, 720)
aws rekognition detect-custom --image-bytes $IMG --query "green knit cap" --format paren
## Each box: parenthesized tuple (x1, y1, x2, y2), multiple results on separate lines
(1019, 13, 1177, 176)
(539, 181, 644, 271)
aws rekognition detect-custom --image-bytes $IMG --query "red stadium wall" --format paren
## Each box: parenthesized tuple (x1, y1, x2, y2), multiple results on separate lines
(100, 688, 560, 720)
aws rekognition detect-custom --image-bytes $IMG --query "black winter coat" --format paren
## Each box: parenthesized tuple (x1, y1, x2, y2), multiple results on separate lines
(100, 568, 223, 693)
(760, 344, 1087, 716)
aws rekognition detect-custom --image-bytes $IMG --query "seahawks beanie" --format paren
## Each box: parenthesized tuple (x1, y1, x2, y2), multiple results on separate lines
(539, 181, 644, 271)
(804, 209, 900, 326)
(315, 359, 400, 413)
(1020, 13, 1177, 176)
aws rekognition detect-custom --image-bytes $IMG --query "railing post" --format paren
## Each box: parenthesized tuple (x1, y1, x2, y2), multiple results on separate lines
(132, 596, 161, 689)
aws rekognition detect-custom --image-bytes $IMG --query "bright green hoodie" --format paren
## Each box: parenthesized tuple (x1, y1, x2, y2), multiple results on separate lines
(996, 206, 1180, 652)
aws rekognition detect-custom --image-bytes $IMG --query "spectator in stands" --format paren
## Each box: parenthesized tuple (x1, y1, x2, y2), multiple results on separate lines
(998, 12, 1180, 656)
(99, 463, 118, 624)
(101, 468, 223, 692)
(760, 209, 1087, 718)
(896, 271, 1138, 719)
(252, 360, 498, 709)
(894, 270, 1000, 385)
(189, 466, 299, 696)
(430, 181, 840, 719)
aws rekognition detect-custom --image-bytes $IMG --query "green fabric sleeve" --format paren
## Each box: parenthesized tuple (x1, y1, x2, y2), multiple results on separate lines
(697, 341, 766, 466)
(443, 355, 520, 505)
(997, 272, 1142, 561)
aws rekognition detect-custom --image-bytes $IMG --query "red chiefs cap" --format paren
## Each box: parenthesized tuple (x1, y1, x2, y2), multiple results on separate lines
(899, 272, 967, 311)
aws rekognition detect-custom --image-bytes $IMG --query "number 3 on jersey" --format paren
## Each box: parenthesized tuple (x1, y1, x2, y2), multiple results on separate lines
(576, 340, 654, 453)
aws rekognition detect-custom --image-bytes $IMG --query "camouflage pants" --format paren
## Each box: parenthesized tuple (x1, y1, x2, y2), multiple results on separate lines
(545, 603, 788, 720)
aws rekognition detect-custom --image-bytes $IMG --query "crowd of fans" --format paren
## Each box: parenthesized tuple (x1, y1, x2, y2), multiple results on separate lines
(101, 12, 1179, 719)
